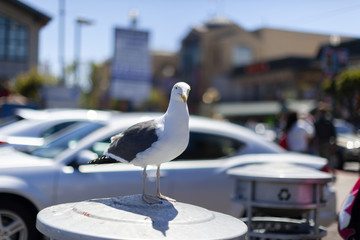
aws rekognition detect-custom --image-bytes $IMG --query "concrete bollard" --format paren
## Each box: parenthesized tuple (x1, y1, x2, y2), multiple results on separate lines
(36, 194, 247, 240)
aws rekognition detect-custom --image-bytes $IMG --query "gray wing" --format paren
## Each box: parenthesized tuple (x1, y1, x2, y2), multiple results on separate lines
(107, 119, 159, 161)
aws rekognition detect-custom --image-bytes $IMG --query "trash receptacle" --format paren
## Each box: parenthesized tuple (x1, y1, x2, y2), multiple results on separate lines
(227, 162, 332, 240)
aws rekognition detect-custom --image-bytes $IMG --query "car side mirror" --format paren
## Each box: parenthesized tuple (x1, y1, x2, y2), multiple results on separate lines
(76, 150, 98, 166)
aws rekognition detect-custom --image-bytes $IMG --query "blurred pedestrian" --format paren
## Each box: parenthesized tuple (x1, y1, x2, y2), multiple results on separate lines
(284, 111, 314, 153)
(277, 113, 293, 150)
(314, 105, 337, 171)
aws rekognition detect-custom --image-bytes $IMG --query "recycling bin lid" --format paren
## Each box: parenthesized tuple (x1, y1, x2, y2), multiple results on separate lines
(227, 162, 332, 183)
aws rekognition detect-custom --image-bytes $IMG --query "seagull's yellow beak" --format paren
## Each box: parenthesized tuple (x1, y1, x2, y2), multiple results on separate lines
(181, 93, 188, 103)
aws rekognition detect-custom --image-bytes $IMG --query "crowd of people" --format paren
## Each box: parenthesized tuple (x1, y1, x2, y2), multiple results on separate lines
(278, 102, 337, 172)
(276, 103, 360, 240)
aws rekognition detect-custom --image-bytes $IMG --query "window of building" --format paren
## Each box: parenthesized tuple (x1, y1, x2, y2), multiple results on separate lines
(0, 14, 28, 61)
(233, 45, 253, 67)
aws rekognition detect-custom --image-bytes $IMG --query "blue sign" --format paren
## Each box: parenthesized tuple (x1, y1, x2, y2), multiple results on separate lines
(110, 28, 151, 101)
(322, 47, 349, 75)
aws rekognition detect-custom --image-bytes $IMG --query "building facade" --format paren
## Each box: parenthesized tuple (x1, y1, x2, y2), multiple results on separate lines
(151, 50, 179, 90)
(179, 16, 355, 109)
(0, 0, 50, 81)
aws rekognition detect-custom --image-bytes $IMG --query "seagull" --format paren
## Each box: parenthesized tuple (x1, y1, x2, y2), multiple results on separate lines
(89, 82, 191, 204)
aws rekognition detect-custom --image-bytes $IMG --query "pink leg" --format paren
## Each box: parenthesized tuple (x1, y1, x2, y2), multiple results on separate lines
(156, 165, 176, 202)
(142, 166, 162, 204)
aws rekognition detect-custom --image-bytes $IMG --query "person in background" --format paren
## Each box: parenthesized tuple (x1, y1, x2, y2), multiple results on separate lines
(314, 104, 337, 172)
(285, 111, 315, 153)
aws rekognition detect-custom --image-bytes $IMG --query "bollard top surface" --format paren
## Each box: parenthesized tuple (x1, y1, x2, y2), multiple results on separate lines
(227, 162, 332, 183)
(36, 194, 247, 240)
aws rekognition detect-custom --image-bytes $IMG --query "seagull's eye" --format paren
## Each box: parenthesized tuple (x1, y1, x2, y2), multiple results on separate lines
(175, 87, 178, 90)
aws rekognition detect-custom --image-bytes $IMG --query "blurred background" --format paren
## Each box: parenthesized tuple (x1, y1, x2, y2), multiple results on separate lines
(1, 0, 360, 127)
(2, 2, 360, 238)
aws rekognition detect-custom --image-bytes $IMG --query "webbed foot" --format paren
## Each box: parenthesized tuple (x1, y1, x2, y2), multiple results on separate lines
(142, 194, 163, 204)
(157, 193, 176, 202)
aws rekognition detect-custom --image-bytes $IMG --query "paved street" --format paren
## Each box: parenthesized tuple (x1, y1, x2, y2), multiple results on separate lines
(324, 163, 359, 240)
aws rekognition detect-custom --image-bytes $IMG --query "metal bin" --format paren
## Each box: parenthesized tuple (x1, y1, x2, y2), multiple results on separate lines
(227, 162, 332, 240)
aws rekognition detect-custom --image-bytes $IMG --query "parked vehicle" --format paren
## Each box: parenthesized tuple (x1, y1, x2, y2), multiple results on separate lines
(0, 113, 335, 239)
(0, 108, 119, 150)
(334, 119, 360, 169)
(245, 122, 277, 142)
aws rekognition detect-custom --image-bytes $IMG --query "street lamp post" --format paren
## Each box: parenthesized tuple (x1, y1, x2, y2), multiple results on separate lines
(74, 18, 93, 87)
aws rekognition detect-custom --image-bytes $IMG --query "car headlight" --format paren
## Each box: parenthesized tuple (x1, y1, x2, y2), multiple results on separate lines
(346, 140, 360, 149)
(347, 141, 354, 149)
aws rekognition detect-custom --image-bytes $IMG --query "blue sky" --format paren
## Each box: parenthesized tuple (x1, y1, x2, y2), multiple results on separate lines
(22, 0, 360, 78)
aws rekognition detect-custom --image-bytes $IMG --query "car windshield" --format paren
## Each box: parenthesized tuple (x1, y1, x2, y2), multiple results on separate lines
(29, 122, 104, 159)
(335, 121, 355, 135)
(336, 126, 353, 134)
(0, 115, 24, 129)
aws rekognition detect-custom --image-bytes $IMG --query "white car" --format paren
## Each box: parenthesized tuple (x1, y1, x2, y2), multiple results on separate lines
(0, 108, 119, 150)
(0, 113, 335, 239)
(334, 119, 360, 169)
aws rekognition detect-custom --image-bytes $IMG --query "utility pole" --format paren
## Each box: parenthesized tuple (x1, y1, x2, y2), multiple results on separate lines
(58, 0, 66, 85)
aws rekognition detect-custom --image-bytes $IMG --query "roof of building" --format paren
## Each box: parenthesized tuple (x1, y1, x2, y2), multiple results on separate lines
(204, 16, 236, 29)
(190, 16, 237, 33)
(4, 0, 51, 26)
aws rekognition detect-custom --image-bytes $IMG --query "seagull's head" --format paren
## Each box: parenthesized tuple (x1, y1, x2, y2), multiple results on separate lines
(171, 82, 191, 103)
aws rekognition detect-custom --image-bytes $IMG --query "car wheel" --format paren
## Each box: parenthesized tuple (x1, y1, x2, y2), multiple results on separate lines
(0, 200, 41, 240)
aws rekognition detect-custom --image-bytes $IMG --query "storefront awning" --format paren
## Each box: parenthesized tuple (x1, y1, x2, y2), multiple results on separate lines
(216, 100, 316, 117)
